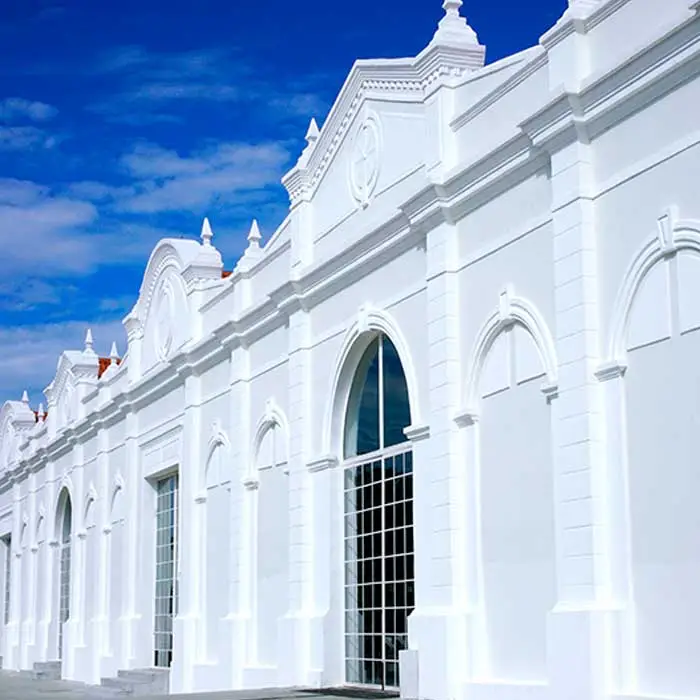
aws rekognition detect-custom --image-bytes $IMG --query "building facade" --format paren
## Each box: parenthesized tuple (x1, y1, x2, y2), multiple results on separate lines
(3, 1, 700, 698)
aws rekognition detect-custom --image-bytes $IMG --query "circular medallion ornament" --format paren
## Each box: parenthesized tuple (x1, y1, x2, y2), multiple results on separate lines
(349, 114, 381, 207)
(154, 281, 174, 362)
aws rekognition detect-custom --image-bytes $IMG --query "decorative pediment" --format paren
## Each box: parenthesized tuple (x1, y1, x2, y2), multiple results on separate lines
(282, 2, 485, 207)
(0, 398, 36, 472)
(44, 335, 99, 430)
(126, 229, 224, 373)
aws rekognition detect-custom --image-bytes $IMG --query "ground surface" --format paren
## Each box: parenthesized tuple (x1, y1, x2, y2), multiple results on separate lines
(0, 672, 395, 700)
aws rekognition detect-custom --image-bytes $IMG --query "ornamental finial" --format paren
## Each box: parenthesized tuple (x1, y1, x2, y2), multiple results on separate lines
(443, 0, 462, 17)
(201, 217, 214, 247)
(432, 0, 479, 46)
(247, 219, 262, 249)
(84, 328, 94, 353)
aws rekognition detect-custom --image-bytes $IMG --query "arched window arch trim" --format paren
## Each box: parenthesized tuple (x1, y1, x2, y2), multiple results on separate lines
(19, 513, 28, 552)
(244, 399, 290, 489)
(457, 289, 558, 424)
(106, 474, 126, 531)
(52, 479, 75, 546)
(35, 504, 46, 548)
(323, 306, 425, 459)
(604, 211, 700, 371)
(81, 483, 98, 535)
(198, 423, 232, 500)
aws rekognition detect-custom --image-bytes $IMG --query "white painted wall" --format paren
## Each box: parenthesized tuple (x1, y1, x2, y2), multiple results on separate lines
(2, 2, 700, 699)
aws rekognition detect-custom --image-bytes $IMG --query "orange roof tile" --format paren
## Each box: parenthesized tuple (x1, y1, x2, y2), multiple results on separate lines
(98, 356, 121, 379)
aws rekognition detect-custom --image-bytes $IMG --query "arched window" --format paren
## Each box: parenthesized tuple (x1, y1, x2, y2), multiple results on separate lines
(343, 333, 414, 689)
(58, 491, 72, 660)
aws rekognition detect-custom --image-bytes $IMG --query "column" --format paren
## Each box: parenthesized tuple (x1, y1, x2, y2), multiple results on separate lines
(66, 446, 85, 680)
(404, 219, 462, 700)
(171, 370, 201, 693)
(279, 309, 312, 685)
(121, 409, 141, 667)
(595, 362, 635, 692)
(7, 483, 21, 669)
(24, 473, 37, 667)
(38, 467, 57, 662)
(93, 426, 110, 669)
(547, 139, 609, 700)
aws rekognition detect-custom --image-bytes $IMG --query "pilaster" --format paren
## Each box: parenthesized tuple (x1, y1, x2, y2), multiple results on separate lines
(403, 219, 462, 700)
(65, 446, 85, 681)
(24, 472, 38, 668)
(171, 371, 201, 694)
(278, 309, 312, 686)
(38, 468, 56, 663)
(121, 409, 141, 667)
(547, 139, 609, 700)
(220, 344, 251, 689)
(5, 483, 21, 669)
(93, 426, 110, 674)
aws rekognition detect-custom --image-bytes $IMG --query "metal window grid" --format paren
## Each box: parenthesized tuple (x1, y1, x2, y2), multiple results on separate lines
(2, 536, 11, 625)
(154, 474, 179, 668)
(58, 515, 71, 660)
(344, 445, 415, 689)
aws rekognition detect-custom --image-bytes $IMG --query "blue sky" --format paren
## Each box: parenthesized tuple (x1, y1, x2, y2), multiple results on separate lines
(0, 0, 567, 407)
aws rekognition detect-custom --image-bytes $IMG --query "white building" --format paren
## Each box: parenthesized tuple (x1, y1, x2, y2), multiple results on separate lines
(3, 0, 700, 698)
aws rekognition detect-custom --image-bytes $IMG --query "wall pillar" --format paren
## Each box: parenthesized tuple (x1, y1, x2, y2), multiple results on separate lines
(219, 344, 251, 689)
(38, 471, 56, 662)
(545, 139, 610, 700)
(121, 409, 142, 668)
(171, 371, 201, 694)
(403, 219, 461, 700)
(278, 309, 312, 686)
(93, 426, 110, 676)
(6, 483, 21, 669)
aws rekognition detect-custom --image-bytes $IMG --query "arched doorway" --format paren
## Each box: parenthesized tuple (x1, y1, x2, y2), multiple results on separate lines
(57, 491, 72, 660)
(343, 333, 414, 689)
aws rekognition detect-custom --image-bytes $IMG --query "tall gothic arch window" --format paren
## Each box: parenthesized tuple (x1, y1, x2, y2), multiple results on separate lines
(58, 492, 72, 660)
(2, 534, 11, 625)
(343, 334, 414, 689)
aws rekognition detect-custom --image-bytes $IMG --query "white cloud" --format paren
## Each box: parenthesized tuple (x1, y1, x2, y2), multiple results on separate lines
(115, 140, 291, 214)
(0, 319, 127, 406)
(0, 178, 170, 276)
(0, 97, 57, 122)
(0, 125, 57, 151)
(0, 279, 68, 311)
(87, 45, 326, 127)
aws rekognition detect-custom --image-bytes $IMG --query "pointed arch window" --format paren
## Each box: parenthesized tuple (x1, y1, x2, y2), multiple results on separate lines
(58, 493, 72, 659)
(342, 333, 415, 689)
(2, 534, 11, 625)
(344, 335, 411, 459)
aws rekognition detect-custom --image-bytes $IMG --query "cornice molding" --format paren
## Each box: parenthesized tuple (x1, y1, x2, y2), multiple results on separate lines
(522, 9, 700, 153)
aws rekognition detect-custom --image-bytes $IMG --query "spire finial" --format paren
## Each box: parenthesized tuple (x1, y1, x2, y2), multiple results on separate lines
(247, 219, 262, 249)
(201, 217, 213, 247)
(84, 328, 94, 353)
(38, 402, 45, 419)
(21, 389, 29, 404)
(432, 0, 479, 46)
(109, 341, 119, 364)
(305, 118, 320, 146)
(443, 0, 462, 17)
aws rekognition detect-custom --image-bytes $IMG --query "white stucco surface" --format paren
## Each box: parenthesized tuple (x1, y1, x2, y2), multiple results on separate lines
(3, 1, 700, 699)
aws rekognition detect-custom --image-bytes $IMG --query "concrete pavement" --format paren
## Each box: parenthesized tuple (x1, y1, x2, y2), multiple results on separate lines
(0, 671, 397, 700)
